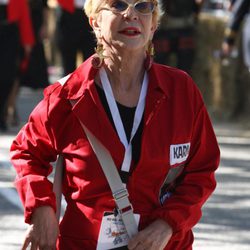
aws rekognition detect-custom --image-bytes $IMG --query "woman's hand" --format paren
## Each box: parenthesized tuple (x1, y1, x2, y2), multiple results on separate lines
(128, 219, 173, 250)
(22, 206, 59, 250)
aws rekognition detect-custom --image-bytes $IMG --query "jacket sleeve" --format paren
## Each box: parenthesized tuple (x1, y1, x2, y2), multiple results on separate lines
(18, 0, 35, 46)
(10, 92, 58, 224)
(151, 87, 220, 239)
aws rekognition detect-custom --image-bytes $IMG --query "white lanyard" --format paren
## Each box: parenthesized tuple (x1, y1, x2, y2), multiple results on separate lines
(99, 67, 148, 173)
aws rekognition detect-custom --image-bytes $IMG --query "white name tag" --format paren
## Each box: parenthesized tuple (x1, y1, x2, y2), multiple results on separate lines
(170, 143, 190, 165)
(97, 212, 140, 250)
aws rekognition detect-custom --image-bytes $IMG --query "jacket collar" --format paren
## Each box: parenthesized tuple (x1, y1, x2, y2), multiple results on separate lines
(58, 56, 98, 100)
(58, 56, 170, 101)
(149, 63, 170, 99)
(56, 56, 170, 167)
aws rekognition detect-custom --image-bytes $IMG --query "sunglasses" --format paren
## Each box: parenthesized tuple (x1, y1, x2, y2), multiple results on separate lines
(106, 0, 156, 15)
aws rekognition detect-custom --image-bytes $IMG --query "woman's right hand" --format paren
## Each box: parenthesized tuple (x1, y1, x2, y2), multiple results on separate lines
(22, 206, 59, 250)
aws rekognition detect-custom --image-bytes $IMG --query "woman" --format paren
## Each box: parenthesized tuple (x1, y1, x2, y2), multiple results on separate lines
(0, 0, 34, 131)
(153, 0, 204, 75)
(11, 0, 220, 249)
(7, 0, 49, 128)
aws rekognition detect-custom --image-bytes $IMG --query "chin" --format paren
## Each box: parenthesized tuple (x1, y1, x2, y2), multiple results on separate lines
(114, 41, 145, 54)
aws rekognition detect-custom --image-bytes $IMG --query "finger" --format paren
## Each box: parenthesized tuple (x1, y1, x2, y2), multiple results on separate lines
(30, 241, 39, 250)
(21, 236, 31, 250)
(39, 242, 56, 250)
(128, 238, 142, 250)
(40, 246, 53, 250)
(136, 244, 145, 250)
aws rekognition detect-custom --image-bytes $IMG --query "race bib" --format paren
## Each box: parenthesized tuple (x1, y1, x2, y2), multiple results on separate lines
(97, 212, 140, 250)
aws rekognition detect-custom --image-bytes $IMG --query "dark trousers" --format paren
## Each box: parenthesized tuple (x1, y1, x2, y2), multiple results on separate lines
(153, 27, 195, 75)
(20, 7, 49, 89)
(0, 22, 20, 129)
(57, 8, 96, 75)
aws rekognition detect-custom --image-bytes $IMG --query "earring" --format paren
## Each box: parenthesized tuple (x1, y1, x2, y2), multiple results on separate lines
(91, 43, 106, 69)
(144, 40, 154, 70)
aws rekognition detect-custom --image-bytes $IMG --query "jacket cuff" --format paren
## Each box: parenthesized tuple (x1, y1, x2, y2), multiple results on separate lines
(14, 176, 57, 224)
(150, 209, 186, 241)
(24, 198, 57, 224)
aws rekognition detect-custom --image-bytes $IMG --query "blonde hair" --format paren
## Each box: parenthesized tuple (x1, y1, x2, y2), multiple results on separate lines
(84, 0, 163, 28)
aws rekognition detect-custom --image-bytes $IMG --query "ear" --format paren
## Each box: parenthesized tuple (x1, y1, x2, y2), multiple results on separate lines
(150, 23, 157, 40)
(89, 16, 101, 34)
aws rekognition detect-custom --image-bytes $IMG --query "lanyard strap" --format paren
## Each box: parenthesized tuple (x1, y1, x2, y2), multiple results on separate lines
(79, 122, 138, 238)
(53, 106, 139, 237)
(99, 68, 148, 173)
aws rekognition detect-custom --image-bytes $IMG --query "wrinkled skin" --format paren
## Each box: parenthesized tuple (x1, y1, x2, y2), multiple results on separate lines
(22, 206, 59, 250)
(128, 219, 173, 250)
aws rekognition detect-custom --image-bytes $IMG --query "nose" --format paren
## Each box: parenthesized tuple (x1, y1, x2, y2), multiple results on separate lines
(123, 5, 138, 20)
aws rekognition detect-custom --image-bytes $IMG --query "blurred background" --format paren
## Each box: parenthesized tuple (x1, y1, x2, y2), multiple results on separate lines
(45, 0, 250, 123)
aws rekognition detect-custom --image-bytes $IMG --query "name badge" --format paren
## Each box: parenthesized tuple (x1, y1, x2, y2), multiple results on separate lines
(170, 143, 190, 165)
(97, 212, 140, 250)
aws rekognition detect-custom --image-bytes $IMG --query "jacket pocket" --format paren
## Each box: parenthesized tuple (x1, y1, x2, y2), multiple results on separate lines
(159, 164, 185, 205)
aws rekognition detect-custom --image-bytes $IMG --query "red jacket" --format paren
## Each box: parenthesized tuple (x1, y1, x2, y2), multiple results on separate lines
(7, 0, 34, 46)
(11, 57, 220, 249)
(57, 0, 77, 13)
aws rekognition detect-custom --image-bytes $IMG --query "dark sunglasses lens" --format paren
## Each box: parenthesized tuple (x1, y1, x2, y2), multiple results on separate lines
(135, 2, 154, 14)
(111, 0, 128, 12)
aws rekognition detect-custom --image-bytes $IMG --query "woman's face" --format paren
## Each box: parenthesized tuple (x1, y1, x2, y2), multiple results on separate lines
(92, 0, 157, 55)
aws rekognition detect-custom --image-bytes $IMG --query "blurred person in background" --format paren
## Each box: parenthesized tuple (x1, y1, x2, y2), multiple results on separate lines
(6, 0, 50, 127)
(222, 0, 250, 71)
(0, 0, 34, 132)
(56, 0, 96, 75)
(153, 0, 204, 75)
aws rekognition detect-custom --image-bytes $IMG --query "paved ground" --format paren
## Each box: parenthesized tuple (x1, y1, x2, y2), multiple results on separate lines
(0, 87, 250, 249)
(193, 133, 250, 250)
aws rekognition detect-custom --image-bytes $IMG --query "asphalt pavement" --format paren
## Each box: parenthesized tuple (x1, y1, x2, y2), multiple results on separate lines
(0, 85, 250, 250)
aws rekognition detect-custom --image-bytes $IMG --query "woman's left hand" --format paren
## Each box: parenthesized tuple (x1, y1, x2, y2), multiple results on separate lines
(127, 219, 173, 250)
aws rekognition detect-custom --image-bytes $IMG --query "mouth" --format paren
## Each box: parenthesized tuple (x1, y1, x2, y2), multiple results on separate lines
(119, 27, 141, 36)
